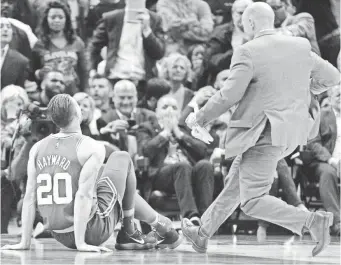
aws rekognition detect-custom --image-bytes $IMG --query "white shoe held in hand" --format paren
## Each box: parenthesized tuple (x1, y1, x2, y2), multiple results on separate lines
(191, 125, 213, 144)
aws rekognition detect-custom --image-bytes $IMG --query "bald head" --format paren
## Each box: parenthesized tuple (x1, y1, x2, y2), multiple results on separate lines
(242, 2, 275, 38)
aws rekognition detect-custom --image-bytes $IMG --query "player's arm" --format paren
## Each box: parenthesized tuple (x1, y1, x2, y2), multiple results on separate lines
(1, 143, 39, 250)
(74, 139, 109, 252)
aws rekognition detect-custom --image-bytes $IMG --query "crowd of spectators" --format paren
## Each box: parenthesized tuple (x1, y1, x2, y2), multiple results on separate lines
(1, 0, 340, 240)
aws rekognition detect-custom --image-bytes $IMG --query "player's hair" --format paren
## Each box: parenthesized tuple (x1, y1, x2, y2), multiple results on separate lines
(47, 94, 76, 128)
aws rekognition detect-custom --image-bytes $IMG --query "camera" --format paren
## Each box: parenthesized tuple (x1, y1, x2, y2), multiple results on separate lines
(21, 103, 58, 142)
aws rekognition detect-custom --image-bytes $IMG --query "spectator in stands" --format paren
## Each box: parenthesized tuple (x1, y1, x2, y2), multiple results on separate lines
(1, 85, 29, 234)
(205, 0, 253, 77)
(137, 95, 214, 225)
(32, 1, 88, 96)
(30, 70, 66, 107)
(1, 85, 30, 161)
(1, 18, 30, 89)
(73, 92, 104, 140)
(100, 80, 157, 156)
(161, 53, 196, 111)
(302, 85, 340, 236)
(137, 78, 172, 111)
(89, 0, 165, 97)
(156, 0, 214, 55)
(266, 0, 320, 55)
(187, 44, 212, 91)
(88, 74, 118, 124)
(2, 0, 37, 60)
(86, 0, 125, 39)
(296, 0, 340, 67)
(205, 0, 235, 26)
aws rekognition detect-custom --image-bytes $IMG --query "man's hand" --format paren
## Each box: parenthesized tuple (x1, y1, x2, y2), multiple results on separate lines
(1, 242, 30, 251)
(77, 243, 112, 253)
(136, 10, 152, 36)
(328, 157, 340, 169)
(172, 124, 184, 140)
(100, 120, 129, 134)
(194, 86, 215, 106)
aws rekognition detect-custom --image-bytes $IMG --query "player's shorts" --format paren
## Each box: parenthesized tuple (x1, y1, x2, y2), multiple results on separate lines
(51, 166, 122, 249)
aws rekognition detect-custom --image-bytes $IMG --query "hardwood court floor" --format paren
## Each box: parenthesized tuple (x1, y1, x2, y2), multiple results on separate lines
(1, 233, 340, 265)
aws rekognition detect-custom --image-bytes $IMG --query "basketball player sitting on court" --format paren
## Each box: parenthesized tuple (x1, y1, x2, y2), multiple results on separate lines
(1, 94, 182, 252)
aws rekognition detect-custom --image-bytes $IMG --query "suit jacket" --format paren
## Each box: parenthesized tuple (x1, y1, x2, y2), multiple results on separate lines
(137, 120, 207, 178)
(206, 22, 234, 74)
(1, 49, 29, 89)
(99, 107, 158, 149)
(89, 9, 165, 80)
(196, 30, 340, 158)
(306, 109, 337, 162)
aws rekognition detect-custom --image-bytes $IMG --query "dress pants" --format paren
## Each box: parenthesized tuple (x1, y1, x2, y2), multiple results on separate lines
(200, 123, 312, 237)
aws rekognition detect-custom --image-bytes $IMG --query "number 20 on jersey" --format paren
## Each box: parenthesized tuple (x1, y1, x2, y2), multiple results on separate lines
(37, 173, 73, 205)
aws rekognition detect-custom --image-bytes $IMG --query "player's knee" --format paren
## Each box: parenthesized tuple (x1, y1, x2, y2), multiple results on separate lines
(108, 151, 131, 163)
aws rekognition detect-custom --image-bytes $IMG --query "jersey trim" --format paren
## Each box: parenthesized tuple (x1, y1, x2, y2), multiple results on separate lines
(96, 176, 118, 218)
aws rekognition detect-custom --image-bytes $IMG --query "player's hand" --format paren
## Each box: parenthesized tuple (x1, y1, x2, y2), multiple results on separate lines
(1, 242, 30, 250)
(77, 243, 112, 252)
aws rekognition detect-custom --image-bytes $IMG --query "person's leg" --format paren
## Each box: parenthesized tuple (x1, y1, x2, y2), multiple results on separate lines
(192, 160, 214, 216)
(314, 163, 340, 226)
(153, 163, 199, 219)
(277, 158, 303, 207)
(1, 177, 15, 234)
(257, 176, 279, 242)
(239, 138, 311, 236)
(181, 156, 241, 253)
(100, 151, 136, 234)
(200, 155, 242, 237)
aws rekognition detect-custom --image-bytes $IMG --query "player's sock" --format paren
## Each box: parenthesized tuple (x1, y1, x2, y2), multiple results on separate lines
(149, 213, 159, 227)
(122, 208, 135, 235)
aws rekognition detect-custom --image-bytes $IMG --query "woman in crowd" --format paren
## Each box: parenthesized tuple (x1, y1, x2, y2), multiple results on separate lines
(187, 44, 212, 91)
(32, 1, 87, 96)
(161, 53, 195, 111)
(73, 92, 119, 160)
(1, 85, 30, 160)
(1, 85, 29, 234)
(73, 92, 103, 140)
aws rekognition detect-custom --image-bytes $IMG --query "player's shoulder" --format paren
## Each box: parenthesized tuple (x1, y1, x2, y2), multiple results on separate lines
(77, 135, 105, 164)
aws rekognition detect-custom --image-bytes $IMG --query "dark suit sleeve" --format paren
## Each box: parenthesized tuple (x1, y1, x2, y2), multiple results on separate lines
(76, 38, 88, 91)
(197, 46, 253, 127)
(178, 131, 207, 161)
(206, 26, 233, 71)
(17, 58, 29, 88)
(306, 114, 333, 162)
(89, 19, 108, 70)
(137, 123, 169, 161)
(143, 13, 166, 60)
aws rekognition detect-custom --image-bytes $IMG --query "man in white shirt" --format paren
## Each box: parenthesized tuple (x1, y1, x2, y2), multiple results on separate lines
(89, 0, 165, 97)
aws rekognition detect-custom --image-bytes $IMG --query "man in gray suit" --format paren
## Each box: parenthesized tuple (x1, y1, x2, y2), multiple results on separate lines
(181, 2, 340, 257)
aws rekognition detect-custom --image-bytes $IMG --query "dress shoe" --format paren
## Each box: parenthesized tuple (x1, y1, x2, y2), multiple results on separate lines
(306, 211, 333, 256)
(331, 223, 340, 237)
(181, 218, 208, 253)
